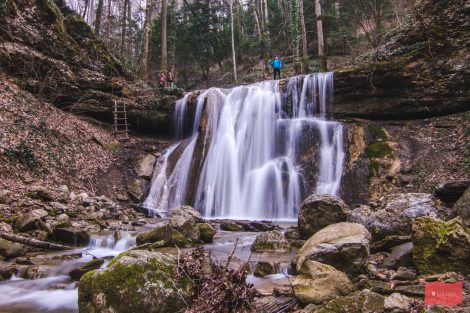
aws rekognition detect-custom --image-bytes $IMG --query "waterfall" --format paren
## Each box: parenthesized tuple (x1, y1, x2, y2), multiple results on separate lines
(144, 72, 344, 220)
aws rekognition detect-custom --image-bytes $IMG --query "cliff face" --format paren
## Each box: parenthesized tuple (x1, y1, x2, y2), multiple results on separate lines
(334, 0, 470, 119)
(0, 0, 177, 135)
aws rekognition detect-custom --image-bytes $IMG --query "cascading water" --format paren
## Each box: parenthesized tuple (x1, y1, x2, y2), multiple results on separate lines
(144, 72, 345, 220)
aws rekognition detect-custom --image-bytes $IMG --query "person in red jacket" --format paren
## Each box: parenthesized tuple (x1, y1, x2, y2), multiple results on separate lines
(159, 72, 167, 89)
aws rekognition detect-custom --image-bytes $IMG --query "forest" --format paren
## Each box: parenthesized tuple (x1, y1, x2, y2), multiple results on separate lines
(63, 0, 417, 88)
(0, 0, 469, 312)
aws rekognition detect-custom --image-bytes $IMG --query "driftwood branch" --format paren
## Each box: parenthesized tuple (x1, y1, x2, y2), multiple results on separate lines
(225, 237, 239, 268)
(0, 231, 72, 250)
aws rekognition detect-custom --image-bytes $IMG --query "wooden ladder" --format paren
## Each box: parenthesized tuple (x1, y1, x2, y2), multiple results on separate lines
(113, 100, 129, 140)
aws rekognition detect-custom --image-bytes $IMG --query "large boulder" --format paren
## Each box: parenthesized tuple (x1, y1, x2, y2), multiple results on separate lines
(293, 260, 354, 305)
(78, 250, 192, 313)
(0, 238, 26, 258)
(295, 222, 371, 278)
(298, 194, 350, 240)
(136, 224, 191, 248)
(197, 223, 216, 243)
(168, 206, 203, 242)
(303, 290, 385, 313)
(453, 187, 470, 227)
(52, 227, 90, 246)
(26, 185, 56, 202)
(412, 217, 470, 275)
(251, 230, 291, 252)
(136, 154, 157, 180)
(16, 209, 48, 232)
(349, 193, 446, 241)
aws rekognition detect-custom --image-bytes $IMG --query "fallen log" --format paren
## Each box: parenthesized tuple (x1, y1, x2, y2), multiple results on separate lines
(0, 231, 72, 250)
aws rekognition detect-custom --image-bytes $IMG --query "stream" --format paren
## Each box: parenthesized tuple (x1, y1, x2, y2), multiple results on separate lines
(0, 223, 295, 313)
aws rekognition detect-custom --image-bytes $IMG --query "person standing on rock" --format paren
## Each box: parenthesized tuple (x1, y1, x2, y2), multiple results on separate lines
(269, 57, 283, 80)
(159, 72, 167, 89)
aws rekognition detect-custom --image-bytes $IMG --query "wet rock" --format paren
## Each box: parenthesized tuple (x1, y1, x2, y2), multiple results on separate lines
(434, 181, 470, 205)
(236, 220, 277, 232)
(26, 185, 55, 201)
(454, 187, 470, 227)
(69, 258, 105, 280)
(127, 178, 147, 203)
(349, 193, 446, 241)
(16, 208, 48, 232)
(136, 154, 157, 180)
(284, 227, 300, 240)
(220, 220, 244, 231)
(0, 238, 26, 258)
(303, 290, 385, 313)
(381, 242, 413, 270)
(384, 293, 413, 312)
(412, 217, 470, 275)
(254, 261, 279, 277)
(295, 222, 371, 278)
(298, 194, 350, 239)
(78, 250, 192, 313)
(136, 224, 191, 247)
(251, 230, 291, 252)
(197, 223, 216, 243)
(52, 227, 90, 246)
(293, 260, 354, 305)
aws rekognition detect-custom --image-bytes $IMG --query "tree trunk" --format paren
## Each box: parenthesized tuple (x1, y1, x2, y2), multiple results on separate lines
(94, 0, 104, 36)
(299, 0, 309, 72)
(252, 1, 262, 37)
(262, 0, 270, 50)
(314, 0, 327, 71)
(335, 0, 340, 24)
(127, 0, 133, 63)
(105, 0, 112, 45)
(82, 0, 89, 19)
(120, 0, 128, 58)
(0, 231, 71, 250)
(230, 0, 238, 84)
(161, 0, 168, 73)
(139, 0, 153, 80)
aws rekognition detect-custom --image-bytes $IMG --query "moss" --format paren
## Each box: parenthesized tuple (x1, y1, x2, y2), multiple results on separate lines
(36, 0, 65, 32)
(312, 291, 385, 313)
(412, 217, 470, 274)
(79, 251, 192, 313)
(368, 125, 388, 142)
(367, 142, 393, 159)
(136, 224, 191, 247)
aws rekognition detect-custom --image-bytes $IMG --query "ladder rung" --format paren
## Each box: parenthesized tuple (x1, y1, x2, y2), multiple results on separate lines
(114, 124, 131, 127)
(116, 118, 128, 120)
(114, 130, 129, 133)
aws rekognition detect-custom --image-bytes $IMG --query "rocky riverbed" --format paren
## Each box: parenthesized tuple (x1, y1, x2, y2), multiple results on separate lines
(0, 186, 469, 312)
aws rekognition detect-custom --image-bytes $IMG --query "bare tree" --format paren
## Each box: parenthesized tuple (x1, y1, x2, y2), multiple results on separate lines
(315, 0, 327, 71)
(105, 0, 112, 45)
(230, 0, 238, 84)
(94, 0, 104, 36)
(299, 0, 309, 72)
(120, 0, 129, 57)
(161, 0, 168, 73)
(139, 0, 154, 80)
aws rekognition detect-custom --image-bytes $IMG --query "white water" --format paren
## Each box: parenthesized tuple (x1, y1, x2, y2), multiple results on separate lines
(0, 233, 135, 313)
(144, 73, 344, 220)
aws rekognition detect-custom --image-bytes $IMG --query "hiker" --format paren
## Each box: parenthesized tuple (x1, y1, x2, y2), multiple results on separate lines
(159, 72, 167, 89)
(167, 71, 176, 89)
(270, 56, 282, 80)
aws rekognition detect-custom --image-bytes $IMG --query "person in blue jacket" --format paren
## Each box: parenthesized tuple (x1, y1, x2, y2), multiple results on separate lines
(270, 56, 282, 80)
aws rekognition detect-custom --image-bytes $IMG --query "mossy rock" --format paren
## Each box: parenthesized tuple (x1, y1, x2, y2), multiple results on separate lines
(412, 217, 470, 275)
(251, 230, 291, 252)
(304, 290, 385, 313)
(197, 223, 216, 243)
(78, 250, 192, 313)
(136, 224, 191, 248)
